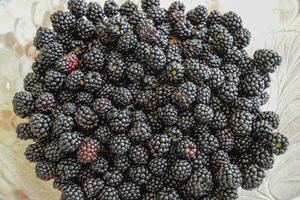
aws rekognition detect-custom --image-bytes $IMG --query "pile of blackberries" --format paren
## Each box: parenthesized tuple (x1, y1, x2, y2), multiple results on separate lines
(12, 0, 289, 199)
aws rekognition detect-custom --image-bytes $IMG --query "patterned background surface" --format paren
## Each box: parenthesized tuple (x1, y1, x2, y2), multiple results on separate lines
(0, 0, 300, 199)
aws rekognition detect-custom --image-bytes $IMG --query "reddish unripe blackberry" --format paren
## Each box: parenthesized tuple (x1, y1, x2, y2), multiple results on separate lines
(77, 138, 100, 163)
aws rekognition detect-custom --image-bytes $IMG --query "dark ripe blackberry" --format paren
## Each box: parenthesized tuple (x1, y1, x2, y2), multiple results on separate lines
(207, 10, 222, 27)
(81, 47, 105, 71)
(111, 87, 133, 107)
(165, 62, 185, 83)
(185, 168, 213, 198)
(25, 143, 44, 162)
(165, 44, 182, 64)
(168, 1, 185, 13)
(92, 98, 114, 119)
(61, 184, 84, 200)
(230, 111, 254, 135)
(86, 2, 106, 24)
(56, 32, 73, 50)
(148, 46, 167, 73)
(69, 39, 88, 56)
(195, 84, 211, 104)
(222, 11, 242, 32)
(106, 16, 130, 39)
(91, 156, 109, 174)
(202, 51, 222, 68)
(157, 104, 178, 126)
(50, 11, 76, 33)
(186, 5, 208, 25)
(113, 155, 131, 172)
(33, 27, 57, 50)
(97, 83, 114, 99)
(146, 6, 167, 25)
(217, 163, 242, 189)
(211, 31, 234, 53)
(173, 20, 193, 38)
(176, 138, 197, 160)
(106, 54, 126, 82)
(233, 27, 251, 49)
(67, 0, 88, 18)
(99, 186, 120, 200)
(253, 119, 273, 138)
(208, 68, 225, 89)
(254, 49, 282, 73)
(232, 97, 255, 113)
(241, 164, 266, 190)
(44, 70, 65, 91)
(83, 71, 104, 93)
(215, 129, 234, 152)
(239, 56, 256, 75)
(77, 137, 100, 163)
(197, 132, 220, 155)
(208, 24, 228, 37)
(192, 152, 210, 169)
(118, 31, 138, 52)
(104, 0, 119, 17)
(23, 72, 42, 94)
(55, 53, 79, 74)
(35, 161, 57, 181)
(149, 134, 171, 157)
(29, 113, 51, 138)
(129, 122, 152, 142)
(110, 134, 131, 155)
(220, 63, 240, 84)
(65, 70, 84, 91)
(131, 110, 147, 123)
(142, 193, 157, 200)
(168, 8, 185, 24)
(194, 103, 214, 123)
(77, 167, 96, 183)
(76, 91, 94, 106)
(77, 18, 96, 40)
(75, 106, 98, 130)
(241, 72, 265, 95)
(185, 59, 211, 84)
(157, 187, 181, 199)
(211, 111, 228, 130)
(120, 0, 138, 17)
(129, 165, 151, 185)
(262, 73, 271, 89)
(176, 112, 194, 134)
(119, 182, 141, 200)
(128, 10, 147, 26)
(12, 91, 34, 118)
(103, 169, 124, 186)
(210, 150, 230, 172)
(143, 75, 159, 90)
(59, 131, 83, 153)
(219, 82, 239, 102)
(171, 81, 197, 110)
(145, 177, 164, 193)
(141, 0, 160, 11)
(83, 178, 104, 198)
(149, 157, 168, 176)
(35, 92, 56, 113)
(253, 144, 274, 170)
(129, 145, 149, 165)
(259, 111, 280, 129)
(267, 132, 289, 155)
(16, 122, 35, 140)
(234, 135, 252, 153)
(215, 187, 239, 200)
(52, 114, 74, 136)
(170, 159, 192, 181)
(57, 158, 82, 180)
(107, 108, 131, 133)
(194, 123, 211, 135)
(57, 90, 75, 104)
(53, 177, 71, 191)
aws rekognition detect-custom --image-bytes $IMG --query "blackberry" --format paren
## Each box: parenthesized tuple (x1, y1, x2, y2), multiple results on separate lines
(92, 98, 114, 119)
(170, 159, 192, 181)
(234, 27, 251, 49)
(241, 72, 265, 95)
(118, 31, 138, 52)
(23, 72, 43, 94)
(52, 114, 74, 136)
(234, 135, 252, 153)
(267, 132, 289, 155)
(192, 152, 210, 169)
(211, 31, 234, 53)
(185, 59, 211, 84)
(173, 20, 193, 38)
(220, 63, 240, 84)
(55, 53, 79, 74)
(149, 134, 171, 157)
(186, 5, 208, 25)
(182, 39, 203, 58)
(65, 70, 85, 91)
(146, 6, 167, 25)
(215, 187, 239, 200)
(149, 157, 168, 176)
(253, 144, 274, 170)
(129, 145, 149, 165)
(103, 169, 124, 186)
(157, 103, 178, 126)
(111, 87, 133, 107)
(258, 111, 280, 129)
(107, 108, 131, 133)
(171, 81, 197, 110)
(119, 182, 141, 200)
(59, 131, 82, 153)
(12, 91, 34, 118)
(61, 184, 84, 200)
(81, 47, 105, 71)
(194, 103, 214, 123)
(176, 112, 195, 134)
(141, 0, 160, 11)
(110, 134, 131, 155)
(202, 50, 222, 68)
(94, 126, 112, 145)
(176, 138, 197, 160)
(254, 49, 282, 73)
(230, 111, 254, 135)
(44, 70, 65, 91)
(91, 156, 109, 174)
(211, 111, 228, 129)
(77, 18, 96, 40)
(99, 186, 120, 200)
(44, 141, 65, 162)
(128, 10, 147, 26)
(75, 106, 99, 130)
(104, 0, 119, 17)
(168, 1, 185, 13)
(148, 46, 167, 73)
(129, 166, 151, 185)
(197, 132, 220, 154)
(33, 27, 57, 50)
(129, 122, 152, 142)
(113, 155, 131, 172)
(207, 10, 222, 26)
(35, 161, 57, 181)
(57, 158, 82, 180)
(83, 178, 104, 198)
(120, 0, 138, 17)
(76, 91, 94, 105)
(25, 143, 45, 162)
(29, 113, 52, 138)
(67, 0, 88, 18)
(106, 54, 126, 82)
(219, 82, 239, 102)
(208, 68, 225, 89)
(222, 11, 243, 32)
(35, 92, 56, 113)
(77, 137, 100, 163)
(86, 2, 106, 24)
(210, 150, 230, 171)
(50, 11, 76, 33)
(217, 163, 242, 189)
(157, 187, 180, 199)
(216, 129, 234, 152)
(16, 122, 35, 140)
(83, 71, 104, 92)
(253, 119, 273, 138)
(242, 164, 266, 190)
(195, 84, 211, 104)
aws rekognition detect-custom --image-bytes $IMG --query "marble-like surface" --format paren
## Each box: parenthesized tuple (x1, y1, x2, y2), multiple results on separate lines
(0, 0, 300, 199)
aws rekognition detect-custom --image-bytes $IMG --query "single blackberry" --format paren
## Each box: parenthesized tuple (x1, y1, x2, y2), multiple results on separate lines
(59, 131, 83, 153)
(104, 0, 119, 17)
(157, 103, 178, 126)
(53, 177, 71, 191)
(81, 47, 105, 71)
(220, 63, 240, 84)
(211, 111, 228, 129)
(83, 178, 104, 198)
(44, 70, 65, 91)
(182, 39, 203, 59)
(148, 157, 168, 176)
(119, 182, 141, 200)
(67, 0, 88, 18)
(195, 84, 211, 104)
(105, 53, 126, 82)
(210, 31, 234, 53)
(75, 106, 99, 130)
(103, 169, 124, 186)
(254, 49, 282, 73)
(168, 1, 185, 13)
(35, 161, 57, 181)
(192, 152, 210, 169)
(210, 150, 230, 171)
(176, 111, 195, 134)
(185, 168, 213, 198)
(233, 27, 251, 49)
(128, 10, 147, 26)
(149, 134, 171, 157)
(65, 70, 84, 91)
(253, 144, 274, 170)
(76, 91, 94, 106)
(50, 11, 76, 33)
(110, 134, 131, 155)
(219, 82, 239, 102)
(57, 90, 75, 104)
(55, 53, 79, 74)
(83, 71, 104, 93)
(120, 0, 138, 17)
(217, 163, 242, 189)
(57, 158, 82, 180)
(173, 20, 193, 38)
(165, 44, 183, 64)
(77, 18, 96, 40)
(148, 46, 167, 73)
(171, 81, 197, 110)
(23, 72, 43, 94)
(215, 129, 234, 152)
(94, 126, 112, 145)
(146, 6, 167, 25)
(186, 5, 208, 25)
(52, 114, 74, 136)
(241, 72, 265, 95)
(111, 87, 133, 107)
(194, 103, 214, 123)
(29, 113, 52, 138)
(107, 108, 131, 133)
(129, 166, 151, 185)
(12, 91, 34, 118)
(16, 122, 35, 140)
(86, 2, 106, 24)
(197, 132, 220, 155)
(267, 132, 289, 155)
(44, 140, 66, 162)
(176, 138, 197, 160)
(92, 98, 114, 119)
(141, 0, 160, 11)
(170, 159, 192, 181)
(99, 186, 120, 200)
(35, 92, 56, 113)
(215, 187, 239, 200)
(259, 111, 280, 129)
(222, 11, 242, 32)
(91, 156, 109, 174)
(136, 20, 160, 44)
(33, 27, 57, 50)
(208, 68, 225, 89)
(242, 164, 266, 190)
(118, 31, 138, 52)
(145, 176, 164, 193)
(25, 143, 45, 162)
(185, 59, 211, 84)
(129, 145, 149, 165)
(61, 184, 84, 200)
(233, 135, 252, 153)
(253, 119, 273, 138)
(129, 122, 152, 142)
(202, 50, 222, 68)
(113, 155, 131, 172)
(77, 137, 100, 163)
(230, 111, 254, 135)
(207, 10, 222, 26)
(157, 187, 181, 199)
